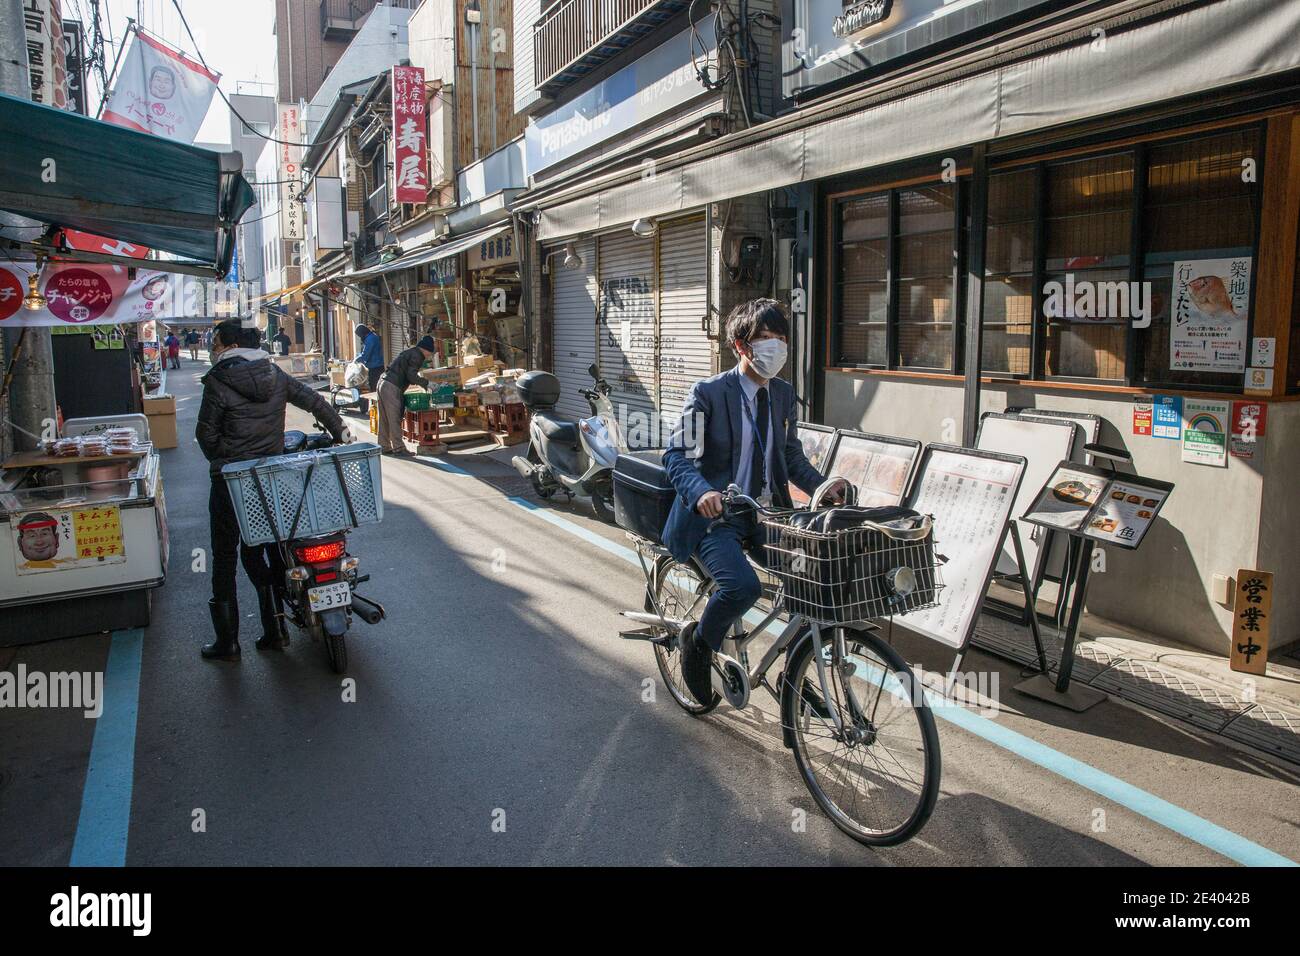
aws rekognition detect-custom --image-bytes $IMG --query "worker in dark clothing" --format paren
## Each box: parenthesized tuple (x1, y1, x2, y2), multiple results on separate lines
(196, 320, 350, 662)
(376, 335, 436, 456)
(271, 328, 292, 356)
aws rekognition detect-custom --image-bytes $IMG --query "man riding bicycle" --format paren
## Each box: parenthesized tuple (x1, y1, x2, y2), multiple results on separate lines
(662, 298, 845, 704)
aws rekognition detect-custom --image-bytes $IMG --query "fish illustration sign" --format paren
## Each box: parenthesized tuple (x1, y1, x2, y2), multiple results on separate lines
(1170, 257, 1252, 374)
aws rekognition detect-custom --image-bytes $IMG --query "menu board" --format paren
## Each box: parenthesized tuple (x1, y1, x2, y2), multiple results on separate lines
(897, 445, 1026, 650)
(1023, 465, 1109, 532)
(1085, 481, 1170, 548)
(1021, 462, 1173, 551)
(825, 431, 921, 508)
(790, 423, 839, 506)
(976, 413, 1077, 580)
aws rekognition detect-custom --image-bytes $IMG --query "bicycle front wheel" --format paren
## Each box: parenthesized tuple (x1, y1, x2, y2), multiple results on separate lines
(780, 627, 940, 846)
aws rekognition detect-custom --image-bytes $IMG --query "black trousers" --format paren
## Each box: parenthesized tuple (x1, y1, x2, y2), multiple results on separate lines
(209, 477, 283, 604)
(367, 365, 383, 391)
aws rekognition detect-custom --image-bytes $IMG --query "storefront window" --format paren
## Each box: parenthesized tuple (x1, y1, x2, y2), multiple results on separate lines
(832, 183, 959, 370)
(1138, 128, 1260, 388)
(977, 126, 1261, 387)
(835, 192, 890, 366)
(982, 168, 1037, 374)
(897, 185, 958, 369)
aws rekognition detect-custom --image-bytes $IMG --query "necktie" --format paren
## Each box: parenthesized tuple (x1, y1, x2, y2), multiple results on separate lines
(750, 386, 769, 498)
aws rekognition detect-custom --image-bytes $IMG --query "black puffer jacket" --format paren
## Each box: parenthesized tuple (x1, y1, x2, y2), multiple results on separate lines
(197, 351, 345, 475)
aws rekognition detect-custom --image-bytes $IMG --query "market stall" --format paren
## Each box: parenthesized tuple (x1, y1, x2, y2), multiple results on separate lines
(0, 414, 167, 645)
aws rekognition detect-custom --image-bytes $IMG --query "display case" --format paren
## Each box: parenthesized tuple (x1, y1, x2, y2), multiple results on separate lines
(0, 424, 168, 645)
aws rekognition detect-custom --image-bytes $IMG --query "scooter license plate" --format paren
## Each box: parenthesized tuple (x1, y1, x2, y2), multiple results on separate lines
(308, 581, 351, 612)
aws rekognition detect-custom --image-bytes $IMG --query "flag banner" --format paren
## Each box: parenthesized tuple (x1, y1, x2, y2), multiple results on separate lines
(391, 65, 428, 204)
(0, 261, 179, 327)
(101, 28, 220, 143)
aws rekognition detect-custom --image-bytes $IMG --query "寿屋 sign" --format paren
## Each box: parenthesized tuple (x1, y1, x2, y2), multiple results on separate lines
(392, 66, 428, 204)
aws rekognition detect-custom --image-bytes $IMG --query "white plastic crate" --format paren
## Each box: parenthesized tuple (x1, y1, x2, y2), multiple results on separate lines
(221, 444, 383, 546)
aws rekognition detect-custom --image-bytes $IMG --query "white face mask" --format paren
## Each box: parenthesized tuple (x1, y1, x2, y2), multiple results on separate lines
(747, 338, 788, 379)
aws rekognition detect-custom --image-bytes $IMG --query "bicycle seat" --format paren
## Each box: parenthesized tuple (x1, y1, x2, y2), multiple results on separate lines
(283, 430, 307, 453)
(532, 411, 579, 445)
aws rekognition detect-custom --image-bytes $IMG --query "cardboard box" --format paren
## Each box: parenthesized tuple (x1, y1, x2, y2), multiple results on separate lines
(147, 412, 178, 449)
(419, 367, 461, 388)
(457, 364, 480, 385)
(142, 393, 176, 415)
(471, 354, 496, 371)
(456, 391, 480, 408)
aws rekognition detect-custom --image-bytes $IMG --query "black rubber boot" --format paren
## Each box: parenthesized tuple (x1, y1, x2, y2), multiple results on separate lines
(254, 586, 289, 651)
(677, 621, 714, 704)
(201, 598, 241, 662)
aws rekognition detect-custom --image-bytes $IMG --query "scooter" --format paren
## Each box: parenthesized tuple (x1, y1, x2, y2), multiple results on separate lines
(264, 416, 387, 673)
(511, 364, 624, 522)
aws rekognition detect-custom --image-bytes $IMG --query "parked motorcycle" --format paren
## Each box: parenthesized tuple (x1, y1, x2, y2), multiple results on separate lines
(511, 364, 624, 521)
(264, 415, 387, 673)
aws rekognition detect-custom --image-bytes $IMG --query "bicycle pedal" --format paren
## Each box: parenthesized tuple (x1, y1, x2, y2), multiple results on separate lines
(617, 627, 667, 645)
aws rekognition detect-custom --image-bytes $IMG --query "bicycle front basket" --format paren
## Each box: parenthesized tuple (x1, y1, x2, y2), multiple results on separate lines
(761, 510, 942, 625)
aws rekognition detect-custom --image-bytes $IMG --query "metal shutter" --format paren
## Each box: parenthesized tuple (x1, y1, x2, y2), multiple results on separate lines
(656, 216, 710, 437)
(548, 237, 598, 421)
(597, 230, 657, 430)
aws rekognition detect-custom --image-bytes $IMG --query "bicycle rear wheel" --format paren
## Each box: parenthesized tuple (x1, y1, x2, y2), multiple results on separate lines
(650, 555, 720, 715)
(780, 627, 939, 846)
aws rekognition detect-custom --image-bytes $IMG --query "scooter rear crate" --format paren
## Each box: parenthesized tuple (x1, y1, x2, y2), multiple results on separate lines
(613, 451, 674, 544)
(221, 444, 384, 546)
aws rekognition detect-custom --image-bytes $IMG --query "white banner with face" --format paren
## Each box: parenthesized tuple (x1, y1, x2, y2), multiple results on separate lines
(0, 261, 181, 327)
(101, 29, 219, 143)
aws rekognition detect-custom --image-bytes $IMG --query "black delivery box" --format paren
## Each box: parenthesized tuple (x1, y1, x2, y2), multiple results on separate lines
(613, 450, 676, 544)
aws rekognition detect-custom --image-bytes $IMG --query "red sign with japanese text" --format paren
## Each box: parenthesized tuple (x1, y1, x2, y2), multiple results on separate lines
(391, 66, 428, 204)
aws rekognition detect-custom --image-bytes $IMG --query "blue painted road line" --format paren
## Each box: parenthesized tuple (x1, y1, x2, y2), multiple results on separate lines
(505, 495, 1298, 867)
(70, 628, 144, 867)
(425, 457, 474, 477)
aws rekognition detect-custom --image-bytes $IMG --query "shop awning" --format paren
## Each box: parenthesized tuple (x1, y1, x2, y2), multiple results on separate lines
(523, 0, 1300, 241)
(0, 92, 255, 277)
(339, 224, 512, 282)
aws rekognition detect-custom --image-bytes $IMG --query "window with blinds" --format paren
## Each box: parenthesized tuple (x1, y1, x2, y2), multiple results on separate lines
(977, 125, 1262, 387)
(832, 182, 960, 371)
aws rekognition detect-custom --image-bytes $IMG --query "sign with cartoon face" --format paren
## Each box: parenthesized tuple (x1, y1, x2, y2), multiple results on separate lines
(101, 29, 219, 144)
(12, 506, 126, 575)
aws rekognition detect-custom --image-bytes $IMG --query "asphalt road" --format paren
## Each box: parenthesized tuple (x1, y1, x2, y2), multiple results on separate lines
(2, 356, 1299, 866)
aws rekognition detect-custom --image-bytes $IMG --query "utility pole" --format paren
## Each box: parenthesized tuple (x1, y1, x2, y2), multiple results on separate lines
(0, 0, 58, 457)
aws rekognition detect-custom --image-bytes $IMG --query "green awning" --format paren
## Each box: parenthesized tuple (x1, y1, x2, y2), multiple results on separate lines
(0, 92, 255, 277)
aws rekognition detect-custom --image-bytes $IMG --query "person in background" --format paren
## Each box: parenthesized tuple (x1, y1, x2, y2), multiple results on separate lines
(272, 327, 292, 356)
(376, 335, 436, 457)
(164, 329, 181, 369)
(662, 299, 845, 704)
(354, 324, 385, 392)
(196, 319, 351, 663)
(185, 328, 201, 361)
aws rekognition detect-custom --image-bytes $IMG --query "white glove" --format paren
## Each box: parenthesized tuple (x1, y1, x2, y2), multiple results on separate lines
(339, 427, 356, 445)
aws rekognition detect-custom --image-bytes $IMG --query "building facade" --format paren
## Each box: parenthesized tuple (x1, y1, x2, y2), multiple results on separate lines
(510, 0, 1300, 656)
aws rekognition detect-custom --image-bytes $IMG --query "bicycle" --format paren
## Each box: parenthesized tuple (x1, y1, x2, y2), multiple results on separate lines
(620, 483, 944, 846)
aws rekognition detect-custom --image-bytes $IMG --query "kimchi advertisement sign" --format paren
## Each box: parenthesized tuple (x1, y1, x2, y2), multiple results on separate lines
(0, 262, 237, 328)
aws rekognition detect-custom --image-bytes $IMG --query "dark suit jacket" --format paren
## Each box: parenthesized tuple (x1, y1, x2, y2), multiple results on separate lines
(662, 368, 824, 562)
